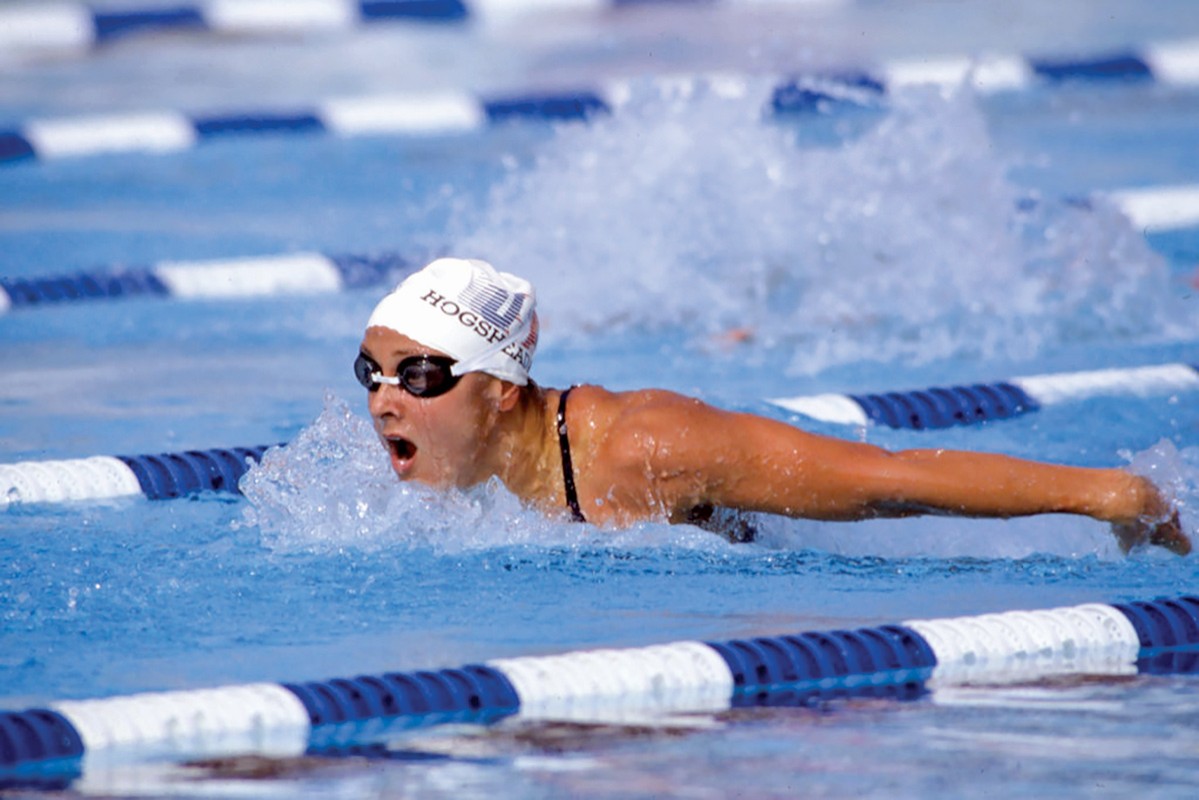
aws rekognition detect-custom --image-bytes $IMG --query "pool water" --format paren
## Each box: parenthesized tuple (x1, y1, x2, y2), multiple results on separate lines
(2, 1, 1199, 797)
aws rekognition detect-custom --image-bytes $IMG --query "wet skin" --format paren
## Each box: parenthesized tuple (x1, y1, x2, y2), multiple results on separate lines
(360, 325, 1191, 554)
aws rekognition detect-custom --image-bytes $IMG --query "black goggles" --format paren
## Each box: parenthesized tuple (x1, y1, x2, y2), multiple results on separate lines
(353, 352, 462, 398)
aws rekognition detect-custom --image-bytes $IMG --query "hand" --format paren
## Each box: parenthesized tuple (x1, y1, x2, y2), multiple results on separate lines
(1110, 475, 1192, 556)
(1112, 508, 1192, 556)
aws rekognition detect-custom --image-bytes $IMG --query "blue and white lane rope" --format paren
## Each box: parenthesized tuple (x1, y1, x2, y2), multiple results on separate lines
(0, 445, 277, 509)
(768, 363, 1199, 430)
(0, 0, 469, 55)
(4, 179, 1197, 314)
(0, 0, 849, 55)
(0, 358, 1192, 508)
(0, 88, 612, 165)
(0, 251, 412, 314)
(1, 596, 1196, 778)
(4, 34, 1199, 166)
(771, 38, 1199, 107)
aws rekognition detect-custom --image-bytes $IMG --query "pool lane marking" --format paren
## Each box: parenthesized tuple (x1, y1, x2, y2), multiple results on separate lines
(768, 363, 1199, 429)
(0, 445, 279, 509)
(1, 596, 1195, 778)
(2, 361, 1195, 509)
(0, 0, 467, 58)
(875, 40, 1199, 94)
(319, 92, 487, 135)
(1108, 185, 1199, 233)
(2, 1, 851, 57)
(0, 251, 413, 312)
(154, 253, 344, 298)
(5, 34, 1199, 166)
(22, 112, 198, 159)
(3, 176, 1196, 314)
(0, 87, 613, 164)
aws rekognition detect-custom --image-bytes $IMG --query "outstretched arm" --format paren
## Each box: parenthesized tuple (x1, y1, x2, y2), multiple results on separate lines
(619, 392, 1190, 555)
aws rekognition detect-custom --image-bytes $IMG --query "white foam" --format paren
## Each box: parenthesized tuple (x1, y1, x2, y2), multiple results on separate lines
(459, 80, 1195, 374)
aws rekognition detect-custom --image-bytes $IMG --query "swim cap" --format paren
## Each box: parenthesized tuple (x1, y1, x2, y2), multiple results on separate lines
(366, 257, 538, 385)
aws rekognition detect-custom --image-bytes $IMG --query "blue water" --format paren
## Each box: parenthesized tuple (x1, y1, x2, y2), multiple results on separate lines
(3, 1, 1199, 797)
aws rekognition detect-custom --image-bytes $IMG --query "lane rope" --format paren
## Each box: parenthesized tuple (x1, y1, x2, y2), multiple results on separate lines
(0, 251, 412, 312)
(0, 445, 279, 509)
(1, 595, 1195, 780)
(3, 39, 1199, 165)
(768, 363, 1199, 429)
(4, 178, 1196, 314)
(0, 0, 855, 57)
(2, 359, 1195, 510)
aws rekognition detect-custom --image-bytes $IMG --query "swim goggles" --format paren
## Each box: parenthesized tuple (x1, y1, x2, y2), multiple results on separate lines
(354, 352, 461, 398)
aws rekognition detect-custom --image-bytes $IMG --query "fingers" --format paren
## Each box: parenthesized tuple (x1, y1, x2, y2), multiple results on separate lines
(1113, 510, 1193, 556)
(1149, 510, 1193, 556)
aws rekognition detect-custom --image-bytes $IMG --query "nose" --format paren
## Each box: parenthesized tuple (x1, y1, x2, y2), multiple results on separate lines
(367, 381, 409, 419)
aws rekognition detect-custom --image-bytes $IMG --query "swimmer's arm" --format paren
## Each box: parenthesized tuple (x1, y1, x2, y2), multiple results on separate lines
(624, 394, 1190, 555)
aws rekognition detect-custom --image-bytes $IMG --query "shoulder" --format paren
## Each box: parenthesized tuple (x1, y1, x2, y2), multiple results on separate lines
(569, 384, 711, 432)
(566, 385, 727, 467)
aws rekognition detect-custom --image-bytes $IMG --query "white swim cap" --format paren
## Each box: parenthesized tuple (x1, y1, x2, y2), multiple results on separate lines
(366, 257, 538, 385)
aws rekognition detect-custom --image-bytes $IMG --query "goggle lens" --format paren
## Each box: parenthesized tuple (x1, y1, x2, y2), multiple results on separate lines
(354, 353, 461, 398)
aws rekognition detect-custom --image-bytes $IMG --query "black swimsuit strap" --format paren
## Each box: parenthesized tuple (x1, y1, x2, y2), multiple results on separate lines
(557, 387, 586, 523)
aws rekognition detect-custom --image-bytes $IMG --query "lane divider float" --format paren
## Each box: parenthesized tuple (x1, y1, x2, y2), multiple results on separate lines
(0, 0, 469, 58)
(0, 445, 277, 509)
(4, 36, 1199, 166)
(0, 88, 611, 165)
(2, 361, 1195, 510)
(1, 595, 1195, 784)
(5, 178, 1197, 314)
(0, 251, 411, 313)
(772, 37, 1199, 109)
(767, 362, 1199, 429)
(0, 0, 851, 57)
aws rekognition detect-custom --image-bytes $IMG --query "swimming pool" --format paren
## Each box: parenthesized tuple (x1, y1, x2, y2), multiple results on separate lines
(3, 0, 1199, 796)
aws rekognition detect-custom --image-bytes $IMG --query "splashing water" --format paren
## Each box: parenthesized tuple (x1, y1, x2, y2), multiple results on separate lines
(1123, 438, 1199, 534)
(238, 396, 1197, 559)
(459, 78, 1194, 373)
(237, 394, 722, 554)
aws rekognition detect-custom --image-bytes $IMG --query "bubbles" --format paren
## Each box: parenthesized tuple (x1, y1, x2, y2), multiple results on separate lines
(459, 78, 1195, 374)
(237, 392, 400, 552)
(237, 392, 707, 554)
(1122, 437, 1199, 539)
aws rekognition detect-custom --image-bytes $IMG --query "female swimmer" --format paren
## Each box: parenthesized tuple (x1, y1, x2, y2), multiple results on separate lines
(356, 258, 1190, 555)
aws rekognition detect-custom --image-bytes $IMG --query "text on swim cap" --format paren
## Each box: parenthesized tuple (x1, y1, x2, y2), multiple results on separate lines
(420, 289, 534, 371)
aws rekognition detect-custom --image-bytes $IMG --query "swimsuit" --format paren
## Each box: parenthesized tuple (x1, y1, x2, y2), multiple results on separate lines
(557, 387, 586, 522)
(555, 387, 753, 540)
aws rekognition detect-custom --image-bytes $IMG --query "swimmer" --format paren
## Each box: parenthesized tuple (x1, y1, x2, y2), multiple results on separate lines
(356, 257, 1191, 555)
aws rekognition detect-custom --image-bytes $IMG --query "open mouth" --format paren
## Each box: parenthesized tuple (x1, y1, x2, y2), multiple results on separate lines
(386, 436, 418, 475)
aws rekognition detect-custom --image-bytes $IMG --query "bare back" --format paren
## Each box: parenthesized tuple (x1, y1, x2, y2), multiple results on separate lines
(551, 385, 1190, 555)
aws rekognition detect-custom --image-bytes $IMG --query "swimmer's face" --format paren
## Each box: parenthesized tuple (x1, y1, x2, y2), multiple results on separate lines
(360, 326, 505, 489)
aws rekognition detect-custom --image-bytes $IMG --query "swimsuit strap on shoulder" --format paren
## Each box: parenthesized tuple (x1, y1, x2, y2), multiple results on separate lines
(557, 387, 586, 523)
